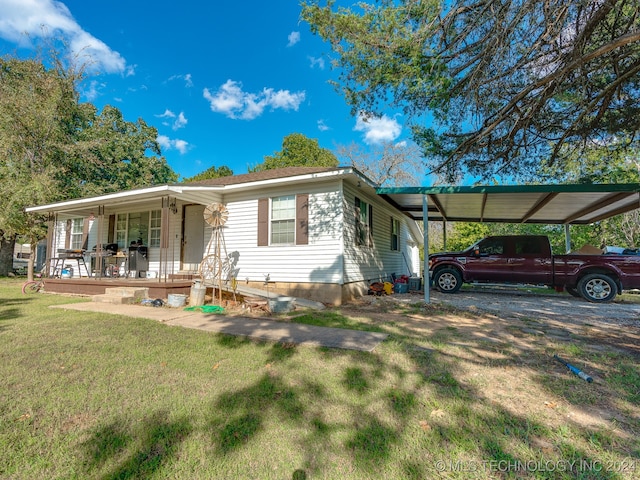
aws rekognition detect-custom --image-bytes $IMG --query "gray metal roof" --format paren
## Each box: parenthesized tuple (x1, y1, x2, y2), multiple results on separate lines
(377, 183, 640, 224)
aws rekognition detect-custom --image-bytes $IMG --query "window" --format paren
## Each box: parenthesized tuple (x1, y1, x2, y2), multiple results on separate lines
(70, 218, 84, 249)
(515, 237, 542, 255)
(115, 214, 127, 248)
(271, 195, 296, 245)
(391, 218, 399, 251)
(355, 197, 373, 247)
(257, 195, 308, 247)
(478, 238, 504, 255)
(149, 210, 161, 247)
(114, 210, 159, 248)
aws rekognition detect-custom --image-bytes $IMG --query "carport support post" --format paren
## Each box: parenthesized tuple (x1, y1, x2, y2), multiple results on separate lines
(564, 224, 571, 253)
(423, 194, 430, 303)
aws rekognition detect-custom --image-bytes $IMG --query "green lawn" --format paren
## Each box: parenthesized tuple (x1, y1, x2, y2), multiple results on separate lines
(1, 278, 638, 479)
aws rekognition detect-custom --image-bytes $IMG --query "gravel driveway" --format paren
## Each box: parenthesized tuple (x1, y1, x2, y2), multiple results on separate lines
(426, 286, 640, 328)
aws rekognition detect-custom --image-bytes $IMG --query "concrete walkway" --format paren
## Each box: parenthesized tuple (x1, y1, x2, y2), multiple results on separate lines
(52, 303, 388, 352)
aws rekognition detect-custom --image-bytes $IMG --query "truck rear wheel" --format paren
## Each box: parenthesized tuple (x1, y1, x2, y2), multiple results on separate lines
(433, 268, 462, 293)
(578, 273, 617, 303)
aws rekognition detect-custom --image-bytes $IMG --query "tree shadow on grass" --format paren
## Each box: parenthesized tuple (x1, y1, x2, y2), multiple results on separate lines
(209, 373, 305, 454)
(80, 411, 191, 479)
(0, 296, 25, 328)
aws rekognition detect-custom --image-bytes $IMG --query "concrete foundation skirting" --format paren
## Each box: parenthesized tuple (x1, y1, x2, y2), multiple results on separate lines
(241, 280, 376, 306)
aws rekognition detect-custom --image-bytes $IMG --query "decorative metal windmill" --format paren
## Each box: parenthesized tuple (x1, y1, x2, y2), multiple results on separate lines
(199, 202, 229, 304)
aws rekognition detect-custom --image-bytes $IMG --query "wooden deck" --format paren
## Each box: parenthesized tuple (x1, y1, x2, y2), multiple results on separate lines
(43, 276, 194, 298)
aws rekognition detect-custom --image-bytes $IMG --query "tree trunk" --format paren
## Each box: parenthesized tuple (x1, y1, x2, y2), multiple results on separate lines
(0, 234, 16, 276)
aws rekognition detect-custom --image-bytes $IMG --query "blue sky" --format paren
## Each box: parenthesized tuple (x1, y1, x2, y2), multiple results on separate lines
(0, 0, 416, 180)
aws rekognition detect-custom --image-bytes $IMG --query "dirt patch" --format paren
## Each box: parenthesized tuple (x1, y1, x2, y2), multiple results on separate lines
(341, 288, 640, 356)
(333, 288, 640, 439)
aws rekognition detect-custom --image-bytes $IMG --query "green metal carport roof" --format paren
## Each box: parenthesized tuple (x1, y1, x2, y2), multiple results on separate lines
(376, 183, 640, 303)
(377, 183, 640, 225)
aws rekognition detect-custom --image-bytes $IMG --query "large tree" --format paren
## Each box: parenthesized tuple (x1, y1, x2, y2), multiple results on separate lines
(182, 165, 233, 183)
(302, 0, 640, 182)
(0, 56, 80, 276)
(0, 55, 177, 277)
(251, 133, 338, 171)
(70, 105, 177, 196)
(336, 141, 424, 186)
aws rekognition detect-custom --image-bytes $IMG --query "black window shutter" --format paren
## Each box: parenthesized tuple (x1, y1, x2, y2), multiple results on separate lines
(257, 198, 269, 246)
(296, 194, 309, 245)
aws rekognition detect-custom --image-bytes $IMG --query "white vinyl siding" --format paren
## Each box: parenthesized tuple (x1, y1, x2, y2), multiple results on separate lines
(343, 183, 419, 284)
(218, 182, 344, 284)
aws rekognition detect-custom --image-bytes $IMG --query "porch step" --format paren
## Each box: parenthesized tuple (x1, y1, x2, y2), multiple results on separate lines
(92, 287, 149, 305)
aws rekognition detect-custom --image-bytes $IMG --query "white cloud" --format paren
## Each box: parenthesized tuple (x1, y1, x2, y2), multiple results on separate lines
(203, 79, 306, 120)
(173, 139, 189, 154)
(157, 109, 176, 119)
(317, 119, 330, 131)
(287, 31, 300, 47)
(354, 112, 402, 145)
(157, 135, 189, 154)
(168, 73, 193, 88)
(155, 109, 186, 130)
(173, 112, 187, 130)
(308, 56, 325, 70)
(0, 0, 127, 74)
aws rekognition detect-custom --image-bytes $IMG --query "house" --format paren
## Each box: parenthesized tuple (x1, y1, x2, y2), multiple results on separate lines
(25, 166, 423, 305)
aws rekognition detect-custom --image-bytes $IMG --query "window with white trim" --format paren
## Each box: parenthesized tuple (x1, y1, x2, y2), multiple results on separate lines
(149, 210, 161, 247)
(70, 218, 84, 249)
(391, 218, 399, 251)
(114, 210, 161, 248)
(355, 197, 373, 247)
(271, 195, 296, 245)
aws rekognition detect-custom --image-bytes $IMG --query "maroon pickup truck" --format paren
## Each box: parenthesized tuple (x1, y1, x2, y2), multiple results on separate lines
(428, 235, 640, 303)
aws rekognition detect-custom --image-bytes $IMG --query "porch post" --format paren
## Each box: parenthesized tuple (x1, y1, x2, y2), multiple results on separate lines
(95, 205, 105, 277)
(423, 194, 430, 304)
(45, 213, 55, 277)
(160, 196, 171, 282)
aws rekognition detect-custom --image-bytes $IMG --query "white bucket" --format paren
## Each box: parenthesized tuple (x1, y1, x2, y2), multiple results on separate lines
(167, 294, 187, 308)
(268, 296, 294, 313)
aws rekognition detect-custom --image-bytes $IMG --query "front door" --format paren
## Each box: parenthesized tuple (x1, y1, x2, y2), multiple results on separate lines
(182, 204, 205, 272)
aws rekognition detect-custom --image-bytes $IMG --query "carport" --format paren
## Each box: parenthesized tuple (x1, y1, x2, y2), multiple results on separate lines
(376, 183, 640, 302)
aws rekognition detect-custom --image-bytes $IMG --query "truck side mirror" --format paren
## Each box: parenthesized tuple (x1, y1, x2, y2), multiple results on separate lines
(473, 248, 481, 257)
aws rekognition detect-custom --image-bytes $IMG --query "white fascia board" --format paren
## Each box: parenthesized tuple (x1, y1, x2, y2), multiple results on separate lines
(24, 185, 222, 213)
(222, 167, 358, 192)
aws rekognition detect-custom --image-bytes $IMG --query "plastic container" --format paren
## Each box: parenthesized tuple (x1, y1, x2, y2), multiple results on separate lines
(268, 296, 294, 313)
(408, 277, 422, 291)
(61, 267, 73, 278)
(394, 283, 409, 294)
(167, 294, 187, 308)
(189, 286, 206, 306)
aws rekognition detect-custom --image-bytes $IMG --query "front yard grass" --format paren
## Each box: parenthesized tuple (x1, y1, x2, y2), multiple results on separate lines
(1, 278, 638, 479)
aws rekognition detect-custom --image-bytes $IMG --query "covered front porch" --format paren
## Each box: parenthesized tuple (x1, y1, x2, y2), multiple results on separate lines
(25, 184, 226, 298)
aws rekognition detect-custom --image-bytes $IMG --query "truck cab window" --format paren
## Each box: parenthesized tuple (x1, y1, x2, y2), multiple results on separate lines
(479, 238, 504, 255)
(515, 238, 542, 254)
